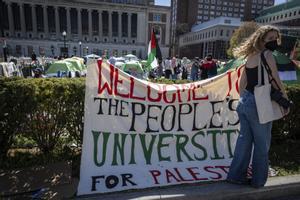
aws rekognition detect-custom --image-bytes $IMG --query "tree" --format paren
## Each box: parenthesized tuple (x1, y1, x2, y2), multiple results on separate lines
(227, 21, 259, 58)
(176, 23, 189, 36)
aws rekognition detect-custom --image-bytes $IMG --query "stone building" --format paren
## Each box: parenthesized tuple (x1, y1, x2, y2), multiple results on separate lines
(178, 17, 240, 59)
(171, 0, 274, 56)
(0, 0, 170, 58)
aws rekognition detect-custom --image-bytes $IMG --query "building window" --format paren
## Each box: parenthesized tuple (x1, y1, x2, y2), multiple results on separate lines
(153, 13, 161, 22)
(294, 11, 297, 16)
(226, 30, 230, 36)
(220, 29, 223, 36)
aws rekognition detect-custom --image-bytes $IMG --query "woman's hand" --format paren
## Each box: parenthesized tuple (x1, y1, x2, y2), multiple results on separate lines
(283, 107, 290, 116)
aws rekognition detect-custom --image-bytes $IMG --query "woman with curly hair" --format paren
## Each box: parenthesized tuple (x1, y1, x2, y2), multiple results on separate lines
(226, 25, 289, 188)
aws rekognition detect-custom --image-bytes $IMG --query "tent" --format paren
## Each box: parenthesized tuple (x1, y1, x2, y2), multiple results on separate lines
(71, 56, 85, 65)
(85, 54, 100, 59)
(217, 58, 246, 74)
(122, 61, 144, 79)
(46, 60, 79, 76)
(64, 58, 86, 71)
(115, 62, 125, 69)
(124, 54, 138, 62)
(0, 62, 21, 77)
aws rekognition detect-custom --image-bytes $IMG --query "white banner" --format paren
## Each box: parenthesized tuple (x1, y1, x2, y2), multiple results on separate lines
(77, 60, 243, 195)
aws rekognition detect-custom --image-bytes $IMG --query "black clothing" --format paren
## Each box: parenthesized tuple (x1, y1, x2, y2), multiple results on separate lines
(245, 66, 258, 94)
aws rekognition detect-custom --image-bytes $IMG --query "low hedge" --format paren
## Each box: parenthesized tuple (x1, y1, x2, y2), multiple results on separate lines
(0, 77, 299, 159)
(0, 78, 85, 158)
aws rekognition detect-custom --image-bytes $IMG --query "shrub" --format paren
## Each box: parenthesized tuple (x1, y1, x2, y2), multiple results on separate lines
(0, 78, 85, 156)
(0, 78, 299, 159)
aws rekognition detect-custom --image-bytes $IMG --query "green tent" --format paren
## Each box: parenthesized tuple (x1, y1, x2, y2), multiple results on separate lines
(122, 61, 144, 78)
(64, 58, 86, 71)
(46, 60, 78, 74)
(218, 58, 246, 74)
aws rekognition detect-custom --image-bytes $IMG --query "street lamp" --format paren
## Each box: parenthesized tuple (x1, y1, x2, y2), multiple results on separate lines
(79, 41, 82, 57)
(62, 30, 67, 57)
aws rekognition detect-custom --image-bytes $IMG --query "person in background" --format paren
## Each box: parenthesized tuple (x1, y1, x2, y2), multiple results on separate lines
(171, 57, 177, 79)
(201, 54, 217, 79)
(31, 51, 37, 62)
(33, 68, 45, 78)
(181, 57, 189, 80)
(164, 57, 172, 79)
(190, 57, 200, 81)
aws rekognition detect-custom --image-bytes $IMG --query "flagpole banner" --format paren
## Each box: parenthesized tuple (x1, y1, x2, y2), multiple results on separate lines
(77, 60, 243, 196)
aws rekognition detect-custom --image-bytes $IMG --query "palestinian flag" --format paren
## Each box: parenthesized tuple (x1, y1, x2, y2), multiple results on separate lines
(146, 29, 162, 71)
(273, 50, 297, 81)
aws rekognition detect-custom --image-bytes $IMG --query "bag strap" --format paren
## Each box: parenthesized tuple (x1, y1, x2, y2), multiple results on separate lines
(257, 54, 268, 86)
(257, 55, 262, 86)
(260, 50, 281, 89)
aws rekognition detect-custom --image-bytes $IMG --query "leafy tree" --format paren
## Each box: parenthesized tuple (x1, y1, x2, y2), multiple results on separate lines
(227, 21, 259, 58)
(176, 23, 189, 36)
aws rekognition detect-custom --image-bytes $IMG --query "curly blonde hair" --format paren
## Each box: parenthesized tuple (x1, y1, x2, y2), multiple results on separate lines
(233, 25, 281, 58)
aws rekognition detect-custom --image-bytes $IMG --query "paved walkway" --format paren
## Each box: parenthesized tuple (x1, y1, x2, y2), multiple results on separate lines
(77, 175, 300, 200)
(1, 162, 300, 200)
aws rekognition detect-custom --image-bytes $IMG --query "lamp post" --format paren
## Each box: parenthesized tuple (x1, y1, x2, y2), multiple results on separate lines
(79, 41, 82, 57)
(62, 30, 67, 57)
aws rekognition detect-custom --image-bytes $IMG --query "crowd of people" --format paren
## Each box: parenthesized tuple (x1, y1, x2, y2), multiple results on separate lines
(156, 54, 219, 81)
(1, 50, 222, 81)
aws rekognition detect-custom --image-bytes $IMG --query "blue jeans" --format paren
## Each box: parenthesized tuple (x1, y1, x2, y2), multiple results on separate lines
(190, 68, 198, 81)
(227, 90, 272, 187)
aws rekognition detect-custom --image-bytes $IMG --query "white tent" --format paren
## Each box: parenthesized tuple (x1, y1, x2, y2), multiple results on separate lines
(85, 54, 100, 59)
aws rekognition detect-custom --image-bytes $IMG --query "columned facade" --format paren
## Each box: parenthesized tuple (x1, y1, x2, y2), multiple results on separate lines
(0, 0, 170, 59)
